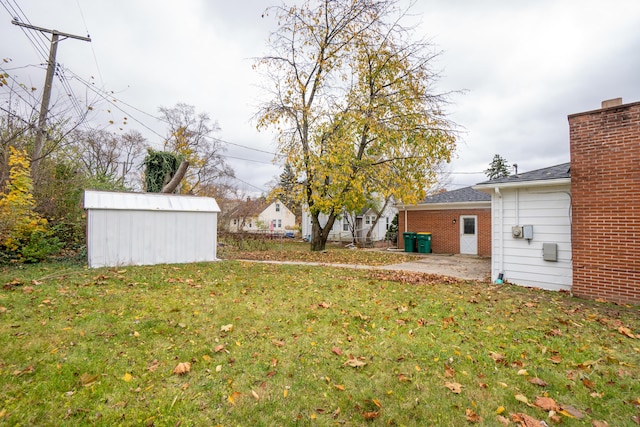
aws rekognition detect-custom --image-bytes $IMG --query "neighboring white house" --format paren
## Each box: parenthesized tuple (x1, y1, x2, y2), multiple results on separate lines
(301, 204, 397, 244)
(229, 199, 296, 234)
(84, 190, 220, 268)
(474, 163, 572, 292)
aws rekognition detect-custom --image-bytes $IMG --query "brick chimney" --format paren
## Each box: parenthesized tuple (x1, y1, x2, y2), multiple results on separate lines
(568, 99, 640, 304)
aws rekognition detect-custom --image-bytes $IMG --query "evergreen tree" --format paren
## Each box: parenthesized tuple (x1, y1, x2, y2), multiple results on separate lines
(484, 154, 511, 180)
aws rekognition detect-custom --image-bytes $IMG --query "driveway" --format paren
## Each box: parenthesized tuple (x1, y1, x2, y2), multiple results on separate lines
(239, 253, 492, 282)
(380, 253, 491, 281)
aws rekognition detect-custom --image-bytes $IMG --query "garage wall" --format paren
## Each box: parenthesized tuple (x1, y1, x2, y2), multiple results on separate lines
(491, 185, 572, 291)
(398, 208, 491, 256)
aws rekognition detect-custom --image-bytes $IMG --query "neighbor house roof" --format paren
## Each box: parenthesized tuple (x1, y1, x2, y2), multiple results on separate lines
(474, 163, 571, 188)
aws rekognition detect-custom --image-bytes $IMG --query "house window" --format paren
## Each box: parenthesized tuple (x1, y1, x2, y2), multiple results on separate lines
(278, 219, 282, 228)
(233, 219, 237, 225)
(365, 216, 372, 225)
(343, 221, 349, 232)
(386, 217, 389, 230)
(275, 203, 280, 212)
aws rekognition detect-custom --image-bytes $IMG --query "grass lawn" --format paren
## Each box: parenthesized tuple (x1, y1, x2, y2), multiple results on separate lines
(0, 256, 639, 426)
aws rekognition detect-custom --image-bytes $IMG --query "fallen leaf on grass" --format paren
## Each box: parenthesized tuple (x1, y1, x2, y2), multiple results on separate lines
(511, 412, 546, 427)
(533, 396, 559, 411)
(444, 364, 455, 377)
(618, 326, 639, 339)
(172, 362, 191, 375)
(548, 355, 562, 364)
(147, 359, 160, 372)
(363, 411, 380, 420)
(466, 408, 482, 423)
(344, 355, 367, 368)
(514, 394, 530, 405)
(214, 344, 226, 353)
(496, 415, 510, 426)
(272, 339, 285, 347)
(318, 301, 331, 308)
(227, 391, 242, 405)
(397, 373, 411, 382)
(334, 384, 345, 391)
(122, 372, 133, 382)
(12, 365, 35, 376)
(528, 377, 547, 387)
(490, 351, 506, 364)
(251, 390, 260, 400)
(559, 404, 584, 419)
(592, 421, 610, 427)
(331, 346, 342, 356)
(445, 381, 462, 394)
(79, 372, 98, 386)
(220, 324, 233, 333)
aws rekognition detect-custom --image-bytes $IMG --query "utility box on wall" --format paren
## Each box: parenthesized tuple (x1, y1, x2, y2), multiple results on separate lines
(543, 243, 558, 262)
(84, 190, 220, 268)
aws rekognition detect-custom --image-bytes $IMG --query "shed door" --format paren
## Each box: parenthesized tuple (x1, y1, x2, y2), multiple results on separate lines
(460, 215, 478, 255)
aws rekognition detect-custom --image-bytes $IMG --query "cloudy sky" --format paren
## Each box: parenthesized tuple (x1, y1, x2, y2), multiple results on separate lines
(2, 0, 639, 194)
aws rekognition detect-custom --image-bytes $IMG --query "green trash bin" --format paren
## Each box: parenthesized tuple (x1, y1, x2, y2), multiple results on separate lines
(416, 232, 432, 254)
(402, 232, 417, 252)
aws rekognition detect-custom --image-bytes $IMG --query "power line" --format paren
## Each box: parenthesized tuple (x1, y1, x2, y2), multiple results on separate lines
(0, 0, 49, 60)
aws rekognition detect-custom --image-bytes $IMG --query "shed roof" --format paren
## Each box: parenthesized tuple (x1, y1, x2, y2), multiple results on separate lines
(84, 190, 220, 212)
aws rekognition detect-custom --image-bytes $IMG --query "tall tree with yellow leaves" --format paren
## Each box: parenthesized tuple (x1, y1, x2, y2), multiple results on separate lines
(256, 0, 457, 250)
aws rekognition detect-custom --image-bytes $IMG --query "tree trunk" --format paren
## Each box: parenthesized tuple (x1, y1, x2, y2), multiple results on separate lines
(161, 160, 189, 193)
(310, 212, 336, 251)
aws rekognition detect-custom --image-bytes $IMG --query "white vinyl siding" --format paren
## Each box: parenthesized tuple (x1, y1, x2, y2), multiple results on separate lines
(491, 184, 572, 291)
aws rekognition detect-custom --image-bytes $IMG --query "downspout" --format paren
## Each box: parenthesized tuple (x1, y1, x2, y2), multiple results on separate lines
(403, 205, 408, 232)
(495, 187, 504, 282)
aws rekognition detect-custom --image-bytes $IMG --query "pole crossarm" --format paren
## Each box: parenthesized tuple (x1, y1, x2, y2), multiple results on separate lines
(11, 19, 91, 42)
(10, 19, 91, 179)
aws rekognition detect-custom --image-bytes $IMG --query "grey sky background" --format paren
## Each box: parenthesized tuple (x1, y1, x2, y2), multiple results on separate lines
(2, 0, 639, 194)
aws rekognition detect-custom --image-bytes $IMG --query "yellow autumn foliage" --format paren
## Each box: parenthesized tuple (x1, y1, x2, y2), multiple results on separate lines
(0, 147, 50, 256)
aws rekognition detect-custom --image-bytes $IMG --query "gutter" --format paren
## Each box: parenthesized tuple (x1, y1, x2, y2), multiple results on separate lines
(473, 177, 571, 192)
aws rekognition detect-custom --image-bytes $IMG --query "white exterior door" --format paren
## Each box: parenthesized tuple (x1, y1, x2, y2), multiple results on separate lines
(460, 215, 478, 255)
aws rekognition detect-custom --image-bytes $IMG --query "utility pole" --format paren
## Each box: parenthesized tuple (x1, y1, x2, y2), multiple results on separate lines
(11, 19, 91, 179)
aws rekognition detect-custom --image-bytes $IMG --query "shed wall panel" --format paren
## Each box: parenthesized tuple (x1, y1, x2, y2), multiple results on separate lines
(85, 191, 219, 268)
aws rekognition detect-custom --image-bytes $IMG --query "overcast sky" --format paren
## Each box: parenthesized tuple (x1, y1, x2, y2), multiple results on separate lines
(2, 0, 640, 194)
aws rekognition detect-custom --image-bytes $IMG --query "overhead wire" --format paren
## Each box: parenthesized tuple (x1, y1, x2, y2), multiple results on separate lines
(0, 0, 49, 61)
(2, 1, 280, 192)
(74, 0, 103, 86)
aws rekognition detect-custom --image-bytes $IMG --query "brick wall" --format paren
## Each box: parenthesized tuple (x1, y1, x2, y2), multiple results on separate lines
(569, 100, 640, 304)
(398, 208, 491, 257)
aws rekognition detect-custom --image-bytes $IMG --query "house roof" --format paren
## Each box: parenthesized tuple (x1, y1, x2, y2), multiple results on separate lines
(475, 163, 571, 186)
(422, 186, 491, 204)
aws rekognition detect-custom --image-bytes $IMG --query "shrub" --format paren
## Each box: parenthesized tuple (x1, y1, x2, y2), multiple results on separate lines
(0, 147, 62, 262)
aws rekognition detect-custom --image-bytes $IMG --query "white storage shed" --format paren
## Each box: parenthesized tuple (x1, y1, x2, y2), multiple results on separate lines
(84, 190, 220, 268)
